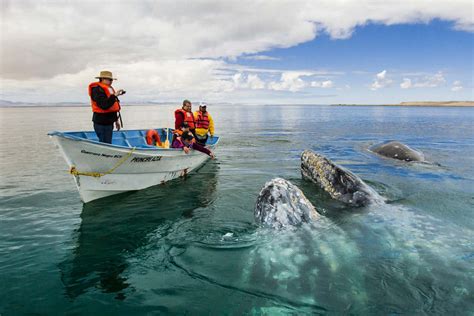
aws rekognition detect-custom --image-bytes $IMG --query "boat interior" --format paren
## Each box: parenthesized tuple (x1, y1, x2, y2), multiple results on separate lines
(54, 129, 219, 149)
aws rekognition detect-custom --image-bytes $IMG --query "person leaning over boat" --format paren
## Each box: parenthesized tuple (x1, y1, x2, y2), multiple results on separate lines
(88, 71, 126, 144)
(174, 99, 196, 136)
(171, 121, 190, 145)
(193, 102, 214, 145)
(172, 131, 215, 159)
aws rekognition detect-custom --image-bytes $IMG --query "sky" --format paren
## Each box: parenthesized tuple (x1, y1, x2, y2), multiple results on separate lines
(0, 0, 473, 105)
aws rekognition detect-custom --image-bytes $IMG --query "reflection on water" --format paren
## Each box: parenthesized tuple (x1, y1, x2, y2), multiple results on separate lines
(60, 163, 218, 300)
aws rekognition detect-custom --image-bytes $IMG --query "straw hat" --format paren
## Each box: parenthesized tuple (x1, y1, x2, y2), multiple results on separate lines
(95, 70, 117, 80)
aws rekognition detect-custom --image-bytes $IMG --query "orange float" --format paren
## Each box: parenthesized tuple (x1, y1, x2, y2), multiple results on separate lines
(146, 129, 162, 147)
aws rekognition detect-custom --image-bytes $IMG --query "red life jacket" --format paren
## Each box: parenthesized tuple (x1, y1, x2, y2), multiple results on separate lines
(195, 111, 210, 129)
(88, 82, 121, 113)
(175, 108, 195, 129)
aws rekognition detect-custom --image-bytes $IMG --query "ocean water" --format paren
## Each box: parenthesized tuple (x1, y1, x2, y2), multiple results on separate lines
(0, 104, 473, 315)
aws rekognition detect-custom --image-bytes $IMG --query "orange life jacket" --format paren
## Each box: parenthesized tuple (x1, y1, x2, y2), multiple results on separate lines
(175, 108, 195, 129)
(146, 129, 162, 146)
(173, 129, 184, 136)
(195, 111, 210, 129)
(88, 82, 121, 113)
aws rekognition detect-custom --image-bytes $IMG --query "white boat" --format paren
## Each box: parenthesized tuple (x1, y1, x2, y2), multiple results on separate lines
(48, 128, 219, 203)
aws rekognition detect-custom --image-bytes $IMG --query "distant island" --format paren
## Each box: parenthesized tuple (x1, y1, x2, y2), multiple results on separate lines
(332, 101, 474, 107)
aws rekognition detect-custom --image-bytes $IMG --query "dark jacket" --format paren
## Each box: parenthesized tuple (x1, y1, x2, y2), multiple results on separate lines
(91, 86, 119, 125)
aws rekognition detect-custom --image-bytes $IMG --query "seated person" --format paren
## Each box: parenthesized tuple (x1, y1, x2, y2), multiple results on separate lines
(194, 102, 214, 145)
(172, 122, 190, 143)
(176, 122, 190, 135)
(172, 131, 215, 159)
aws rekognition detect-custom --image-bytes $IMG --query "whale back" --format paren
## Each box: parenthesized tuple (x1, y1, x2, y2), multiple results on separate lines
(371, 141, 424, 162)
(255, 178, 318, 229)
(301, 150, 376, 207)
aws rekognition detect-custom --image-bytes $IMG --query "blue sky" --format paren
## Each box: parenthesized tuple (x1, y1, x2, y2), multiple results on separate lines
(250, 20, 472, 72)
(1, 1, 473, 104)
(228, 20, 473, 103)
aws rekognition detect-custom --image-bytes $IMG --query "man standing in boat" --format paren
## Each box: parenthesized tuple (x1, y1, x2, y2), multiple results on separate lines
(193, 102, 214, 145)
(89, 71, 126, 144)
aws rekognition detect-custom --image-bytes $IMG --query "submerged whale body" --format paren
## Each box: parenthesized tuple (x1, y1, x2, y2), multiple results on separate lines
(371, 141, 424, 162)
(255, 178, 318, 229)
(301, 150, 379, 207)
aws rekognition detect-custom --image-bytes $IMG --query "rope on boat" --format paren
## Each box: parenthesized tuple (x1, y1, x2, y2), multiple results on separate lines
(69, 147, 136, 178)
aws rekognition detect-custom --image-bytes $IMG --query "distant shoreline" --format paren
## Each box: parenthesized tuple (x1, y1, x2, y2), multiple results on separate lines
(1, 101, 473, 108)
(331, 101, 474, 107)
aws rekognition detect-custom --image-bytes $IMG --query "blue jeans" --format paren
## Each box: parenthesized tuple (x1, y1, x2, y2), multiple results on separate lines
(94, 123, 114, 144)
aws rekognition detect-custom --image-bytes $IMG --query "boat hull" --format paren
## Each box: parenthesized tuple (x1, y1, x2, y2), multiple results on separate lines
(50, 131, 216, 203)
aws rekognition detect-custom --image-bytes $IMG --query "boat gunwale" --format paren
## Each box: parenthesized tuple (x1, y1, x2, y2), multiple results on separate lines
(47, 129, 219, 152)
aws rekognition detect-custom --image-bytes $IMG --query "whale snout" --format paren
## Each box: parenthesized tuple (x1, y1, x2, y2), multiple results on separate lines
(255, 178, 318, 229)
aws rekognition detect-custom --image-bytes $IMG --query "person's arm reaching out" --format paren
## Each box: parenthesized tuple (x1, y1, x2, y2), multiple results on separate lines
(191, 142, 214, 158)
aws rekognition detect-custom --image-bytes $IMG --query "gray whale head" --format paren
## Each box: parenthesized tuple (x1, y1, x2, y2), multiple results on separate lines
(371, 141, 424, 162)
(301, 150, 380, 207)
(255, 178, 319, 229)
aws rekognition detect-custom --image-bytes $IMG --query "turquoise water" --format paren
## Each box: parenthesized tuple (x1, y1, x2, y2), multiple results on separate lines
(1, 105, 473, 314)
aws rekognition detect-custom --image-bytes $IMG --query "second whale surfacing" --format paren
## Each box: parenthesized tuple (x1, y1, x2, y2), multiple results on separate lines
(371, 141, 425, 162)
(301, 150, 382, 207)
(255, 178, 319, 229)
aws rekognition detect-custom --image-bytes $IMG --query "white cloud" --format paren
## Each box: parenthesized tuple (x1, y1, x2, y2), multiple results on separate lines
(246, 74, 266, 90)
(217, 65, 344, 76)
(268, 72, 311, 92)
(241, 55, 281, 61)
(1, 1, 318, 80)
(400, 72, 446, 89)
(304, 0, 474, 38)
(2, 0, 473, 81)
(1, 0, 473, 102)
(1, 60, 236, 102)
(400, 78, 412, 89)
(451, 80, 463, 91)
(417, 72, 446, 88)
(232, 73, 266, 90)
(311, 80, 334, 88)
(370, 70, 393, 90)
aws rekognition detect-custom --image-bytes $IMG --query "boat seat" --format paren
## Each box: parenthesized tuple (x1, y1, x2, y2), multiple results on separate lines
(82, 132, 99, 141)
(112, 138, 130, 147)
(124, 130, 143, 138)
(127, 137, 153, 148)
